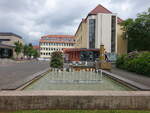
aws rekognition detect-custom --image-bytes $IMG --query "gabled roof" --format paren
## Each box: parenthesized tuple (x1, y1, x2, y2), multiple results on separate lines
(88, 4, 123, 23)
(74, 4, 124, 36)
(89, 4, 112, 15)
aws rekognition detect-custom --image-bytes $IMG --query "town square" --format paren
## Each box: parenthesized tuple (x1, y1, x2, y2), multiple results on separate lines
(0, 0, 150, 113)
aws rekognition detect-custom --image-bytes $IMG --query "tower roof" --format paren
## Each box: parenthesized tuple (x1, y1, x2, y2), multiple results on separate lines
(89, 4, 112, 15)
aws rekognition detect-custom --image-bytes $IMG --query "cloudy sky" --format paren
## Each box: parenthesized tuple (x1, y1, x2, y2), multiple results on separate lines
(0, 0, 149, 45)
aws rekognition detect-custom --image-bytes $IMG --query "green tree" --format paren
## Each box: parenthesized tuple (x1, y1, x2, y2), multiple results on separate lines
(14, 41, 23, 59)
(23, 44, 28, 57)
(15, 42, 39, 59)
(27, 43, 34, 58)
(121, 8, 150, 52)
(50, 51, 64, 68)
(23, 43, 39, 59)
(32, 49, 39, 58)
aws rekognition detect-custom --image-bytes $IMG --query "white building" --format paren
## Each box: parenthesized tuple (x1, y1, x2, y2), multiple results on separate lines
(87, 5, 117, 53)
(74, 5, 126, 54)
(40, 35, 75, 58)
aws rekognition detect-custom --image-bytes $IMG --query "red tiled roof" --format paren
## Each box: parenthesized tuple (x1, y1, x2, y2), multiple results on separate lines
(33, 46, 39, 49)
(117, 17, 124, 23)
(42, 35, 75, 39)
(89, 4, 112, 15)
(88, 4, 124, 23)
(40, 40, 75, 44)
(75, 4, 124, 36)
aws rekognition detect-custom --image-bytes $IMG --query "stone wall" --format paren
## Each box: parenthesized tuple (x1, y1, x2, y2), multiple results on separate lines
(0, 91, 150, 110)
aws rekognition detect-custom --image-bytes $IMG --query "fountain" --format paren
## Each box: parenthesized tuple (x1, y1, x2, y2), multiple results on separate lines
(48, 68, 103, 84)
(23, 45, 133, 91)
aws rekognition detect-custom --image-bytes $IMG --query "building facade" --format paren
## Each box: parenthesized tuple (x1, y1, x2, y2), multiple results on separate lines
(75, 5, 127, 55)
(40, 35, 75, 58)
(0, 32, 24, 58)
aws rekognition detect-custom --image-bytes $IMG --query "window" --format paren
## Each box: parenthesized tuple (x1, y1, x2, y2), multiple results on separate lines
(111, 16, 116, 52)
(89, 19, 95, 48)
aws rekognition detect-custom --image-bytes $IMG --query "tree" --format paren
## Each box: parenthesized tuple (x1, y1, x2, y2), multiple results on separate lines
(23, 44, 28, 57)
(14, 41, 23, 59)
(32, 49, 39, 58)
(23, 43, 39, 59)
(27, 43, 34, 58)
(50, 51, 64, 68)
(121, 8, 150, 52)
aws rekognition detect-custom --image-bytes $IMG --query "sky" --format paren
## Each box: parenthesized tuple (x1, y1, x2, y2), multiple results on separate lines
(0, 0, 149, 45)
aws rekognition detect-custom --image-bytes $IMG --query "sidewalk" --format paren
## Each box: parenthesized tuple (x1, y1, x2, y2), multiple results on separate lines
(0, 61, 49, 90)
(111, 67, 150, 88)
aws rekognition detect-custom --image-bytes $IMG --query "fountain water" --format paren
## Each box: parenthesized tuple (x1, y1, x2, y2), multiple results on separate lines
(49, 68, 103, 83)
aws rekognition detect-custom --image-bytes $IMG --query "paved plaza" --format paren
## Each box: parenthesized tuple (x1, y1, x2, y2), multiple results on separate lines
(111, 67, 150, 88)
(0, 60, 150, 90)
(0, 61, 49, 90)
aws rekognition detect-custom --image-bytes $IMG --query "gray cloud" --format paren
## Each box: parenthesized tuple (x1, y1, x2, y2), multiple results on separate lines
(0, 0, 149, 45)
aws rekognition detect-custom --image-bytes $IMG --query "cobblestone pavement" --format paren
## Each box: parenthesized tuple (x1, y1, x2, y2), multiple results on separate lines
(111, 67, 150, 88)
(0, 61, 49, 90)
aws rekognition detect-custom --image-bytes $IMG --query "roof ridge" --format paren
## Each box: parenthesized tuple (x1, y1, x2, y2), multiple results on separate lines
(89, 4, 112, 15)
(97, 4, 112, 13)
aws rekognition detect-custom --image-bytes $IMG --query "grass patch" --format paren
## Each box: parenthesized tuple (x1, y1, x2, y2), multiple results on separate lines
(8, 110, 150, 113)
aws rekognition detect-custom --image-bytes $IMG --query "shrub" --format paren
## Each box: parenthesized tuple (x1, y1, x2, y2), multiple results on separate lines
(116, 55, 126, 69)
(50, 51, 64, 68)
(116, 52, 150, 76)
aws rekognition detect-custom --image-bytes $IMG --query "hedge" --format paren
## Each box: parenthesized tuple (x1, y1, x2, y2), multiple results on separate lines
(116, 52, 150, 76)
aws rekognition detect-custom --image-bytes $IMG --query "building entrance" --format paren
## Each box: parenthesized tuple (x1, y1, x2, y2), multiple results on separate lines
(0, 48, 13, 58)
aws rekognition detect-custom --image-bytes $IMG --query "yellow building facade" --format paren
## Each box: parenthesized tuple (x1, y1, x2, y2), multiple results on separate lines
(75, 19, 88, 48)
(75, 5, 127, 55)
(117, 24, 128, 55)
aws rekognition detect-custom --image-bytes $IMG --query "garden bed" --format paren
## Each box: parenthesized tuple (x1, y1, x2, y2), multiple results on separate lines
(116, 51, 150, 76)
